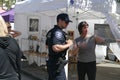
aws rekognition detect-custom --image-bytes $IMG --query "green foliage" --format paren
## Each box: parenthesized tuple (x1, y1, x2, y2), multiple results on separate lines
(0, 0, 3, 6)
(116, 0, 120, 3)
(0, 0, 16, 10)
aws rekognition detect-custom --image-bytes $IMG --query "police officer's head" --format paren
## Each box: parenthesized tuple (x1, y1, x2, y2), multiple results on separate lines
(78, 21, 89, 35)
(57, 13, 72, 29)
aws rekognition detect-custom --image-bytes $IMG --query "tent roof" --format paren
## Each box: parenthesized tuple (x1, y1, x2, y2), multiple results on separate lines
(15, 0, 67, 13)
(15, 0, 116, 19)
(15, 0, 116, 13)
(2, 15, 14, 22)
(0, 8, 14, 16)
(39, 8, 105, 19)
(0, 8, 14, 22)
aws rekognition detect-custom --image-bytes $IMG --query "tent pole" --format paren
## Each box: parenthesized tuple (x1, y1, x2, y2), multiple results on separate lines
(65, 5, 69, 80)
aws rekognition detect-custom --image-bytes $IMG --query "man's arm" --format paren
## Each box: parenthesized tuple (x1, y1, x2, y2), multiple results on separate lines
(95, 35, 105, 44)
(95, 35, 120, 44)
(52, 39, 73, 52)
(116, 39, 120, 43)
(9, 30, 21, 38)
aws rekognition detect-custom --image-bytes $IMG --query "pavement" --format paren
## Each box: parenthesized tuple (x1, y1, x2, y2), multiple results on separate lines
(68, 60, 120, 80)
(21, 72, 38, 80)
(21, 60, 120, 80)
(21, 61, 48, 80)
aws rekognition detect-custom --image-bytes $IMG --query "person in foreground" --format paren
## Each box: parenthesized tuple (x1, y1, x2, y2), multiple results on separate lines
(46, 13, 73, 80)
(71, 21, 120, 80)
(0, 16, 22, 80)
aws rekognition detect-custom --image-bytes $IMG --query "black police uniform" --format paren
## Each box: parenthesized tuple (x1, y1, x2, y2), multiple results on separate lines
(46, 25, 68, 80)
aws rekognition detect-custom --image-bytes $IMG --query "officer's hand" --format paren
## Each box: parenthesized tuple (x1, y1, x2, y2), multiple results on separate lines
(66, 39, 73, 46)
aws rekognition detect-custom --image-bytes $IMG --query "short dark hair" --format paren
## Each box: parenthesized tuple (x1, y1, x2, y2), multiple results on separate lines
(78, 21, 88, 34)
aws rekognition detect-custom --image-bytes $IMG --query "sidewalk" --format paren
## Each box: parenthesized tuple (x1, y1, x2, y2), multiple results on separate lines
(21, 60, 120, 80)
(68, 60, 120, 80)
(21, 61, 48, 80)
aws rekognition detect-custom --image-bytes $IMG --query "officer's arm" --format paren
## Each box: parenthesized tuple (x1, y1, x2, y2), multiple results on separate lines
(52, 39, 73, 52)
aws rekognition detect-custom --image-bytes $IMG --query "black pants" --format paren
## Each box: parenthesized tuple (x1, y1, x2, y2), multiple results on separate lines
(47, 60, 66, 80)
(77, 61, 96, 80)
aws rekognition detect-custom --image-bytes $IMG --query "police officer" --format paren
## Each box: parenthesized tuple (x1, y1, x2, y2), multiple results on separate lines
(46, 13, 73, 80)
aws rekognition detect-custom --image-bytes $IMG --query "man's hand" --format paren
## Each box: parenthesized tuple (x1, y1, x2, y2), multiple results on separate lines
(9, 30, 21, 38)
(66, 39, 73, 46)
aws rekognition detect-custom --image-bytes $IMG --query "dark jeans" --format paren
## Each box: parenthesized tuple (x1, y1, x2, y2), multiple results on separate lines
(77, 61, 96, 80)
(47, 60, 66, 80)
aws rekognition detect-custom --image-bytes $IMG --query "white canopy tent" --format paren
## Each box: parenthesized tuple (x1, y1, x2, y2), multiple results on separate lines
(15, 0, 68, 13)
(15, 0, 119, 14)
(15, 0, 107, 40)
(15, 0, 120, 36)
(15, 0, 120, 79)
(15, 0, 120, 63)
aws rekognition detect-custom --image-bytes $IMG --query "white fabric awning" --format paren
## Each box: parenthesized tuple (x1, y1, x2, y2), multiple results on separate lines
(15, 0, 67, 13)
(15, 0, 120, 60)
(15, 0, 119, 19)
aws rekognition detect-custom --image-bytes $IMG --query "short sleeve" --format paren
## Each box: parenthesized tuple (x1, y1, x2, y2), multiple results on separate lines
(53, 31, 65, 45)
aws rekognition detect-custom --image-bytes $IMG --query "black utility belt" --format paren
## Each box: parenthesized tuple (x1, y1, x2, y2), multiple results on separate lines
(56, 57, 68, 73)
